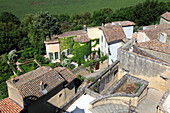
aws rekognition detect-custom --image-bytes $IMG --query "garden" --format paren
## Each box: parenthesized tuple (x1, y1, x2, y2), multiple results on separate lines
(113, 80, 142, 94)
(19, 61, 39, 73)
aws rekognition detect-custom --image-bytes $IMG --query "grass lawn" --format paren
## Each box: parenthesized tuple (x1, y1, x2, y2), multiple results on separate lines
(0, 0, 168, 19)
(19, 61, 39, 73)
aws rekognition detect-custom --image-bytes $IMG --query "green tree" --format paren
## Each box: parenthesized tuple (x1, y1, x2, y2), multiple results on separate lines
(22, 11, 61, 53)
(0, 12, 20, 25)
(0, 22, 22, 54)
(0, 59, 13, 99)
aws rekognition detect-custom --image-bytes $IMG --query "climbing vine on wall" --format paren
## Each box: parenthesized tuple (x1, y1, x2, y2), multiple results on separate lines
(58, 36, 75, 53)
(74, 41, 91, 64)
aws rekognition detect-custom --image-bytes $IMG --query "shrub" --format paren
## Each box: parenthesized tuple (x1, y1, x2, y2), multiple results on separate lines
(77, 75, 86, 81)
(88, 77, 96, 82)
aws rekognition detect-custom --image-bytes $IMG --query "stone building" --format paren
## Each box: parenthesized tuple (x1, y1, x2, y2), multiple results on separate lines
(59, 61, 149, 113)
(5, 66, 77, 113)
(117, 39, 170, 91)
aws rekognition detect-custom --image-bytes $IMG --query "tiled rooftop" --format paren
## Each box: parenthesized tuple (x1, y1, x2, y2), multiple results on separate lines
(136, 39, 170, 54)
(6, 66, 52, 88)
(105, 21, 135, 27)
(44, 37, 59, 44)
(138, 24, 170, 40)
(74, 34, 91, 43)
(57, 30, 86, 38)
(0, 98, 23, 113)
(55, 67, 77, 83)
(100, 26, 126, 43)
(6, 66, 76, 98)
(161, 12, 170, 21)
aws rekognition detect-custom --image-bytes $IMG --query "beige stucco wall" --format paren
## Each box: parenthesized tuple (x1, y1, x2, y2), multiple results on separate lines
(88, 27, 101, 51)
(47, 82, 75, 108)
(7, 83, 24, 107)
(46, 43, 60, 53)
(87, 27, 101, 40)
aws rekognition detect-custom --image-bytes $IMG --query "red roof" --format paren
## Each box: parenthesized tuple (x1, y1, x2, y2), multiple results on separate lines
(0, 98, 23, 113)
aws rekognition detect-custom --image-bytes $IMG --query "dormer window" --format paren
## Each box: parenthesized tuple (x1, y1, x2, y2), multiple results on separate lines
(40, 81, 48, 94)
(40, 81, 44, 90)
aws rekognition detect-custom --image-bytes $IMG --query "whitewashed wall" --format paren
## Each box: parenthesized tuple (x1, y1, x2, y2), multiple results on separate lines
(99, 30, 108, 56)
(122, 26, 134, 39)
(108, 42, 122, 65)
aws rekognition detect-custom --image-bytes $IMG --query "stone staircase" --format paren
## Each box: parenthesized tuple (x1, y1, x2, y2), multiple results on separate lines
(90, 103, 129, 113)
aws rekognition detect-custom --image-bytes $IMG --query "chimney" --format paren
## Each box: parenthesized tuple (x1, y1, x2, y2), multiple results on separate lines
(40, 81, 44, 90)
(83, 25, 87, 32)
(102, 23, 104, 27)
(112, 22, 116, 26)
(118, 21, 121, 26)
(155, 25, 157, 29)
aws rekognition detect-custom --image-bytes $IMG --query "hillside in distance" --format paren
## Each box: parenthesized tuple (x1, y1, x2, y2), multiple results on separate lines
(0, 0, 169, 19)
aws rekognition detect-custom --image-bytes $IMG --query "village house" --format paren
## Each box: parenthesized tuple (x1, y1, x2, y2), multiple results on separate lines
(99, 21, 135, 65)
(4, 66, 77, 113)
(44, 21, 135, 64)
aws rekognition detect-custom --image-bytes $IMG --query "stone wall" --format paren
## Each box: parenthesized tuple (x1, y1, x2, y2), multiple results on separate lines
(89, 61, 119, 94)
(118, 48, 170, 91)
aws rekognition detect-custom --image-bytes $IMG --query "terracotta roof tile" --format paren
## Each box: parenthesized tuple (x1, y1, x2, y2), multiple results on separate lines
(6, 66, 52, 88)
(136, 40, 170, 54)
(18, 69, 65, 98)
(161, 12, 170, 21)
(57, 30, 86, 38)
(100, 26, 126, 43)
(74, 34, 90, 43)
(44, 38, 59, 44)
(0, 98, 23, 113)
(6, 66, 76, 99)
(105, 21, 135, 27)
(55, 67, 77, 82)
(138, 24, 170, 40)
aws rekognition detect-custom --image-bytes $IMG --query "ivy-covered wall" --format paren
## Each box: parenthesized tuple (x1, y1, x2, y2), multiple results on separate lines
(58, 36, 91, 64)
(74, 41, 91, 64)
(58, 36, 75, 53)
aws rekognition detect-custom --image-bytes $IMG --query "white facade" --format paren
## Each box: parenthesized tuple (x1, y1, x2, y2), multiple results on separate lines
(100, 30, 108, 56)
(122, 26, 134, 39)
(108, 42, 123, 65)
(100, 30, 123, 65)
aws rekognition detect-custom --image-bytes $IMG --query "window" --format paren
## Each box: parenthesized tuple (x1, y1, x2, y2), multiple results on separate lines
(49, 53, 53, 60)
(59, 93, 62, 98)
(55, 52, 58, 59)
